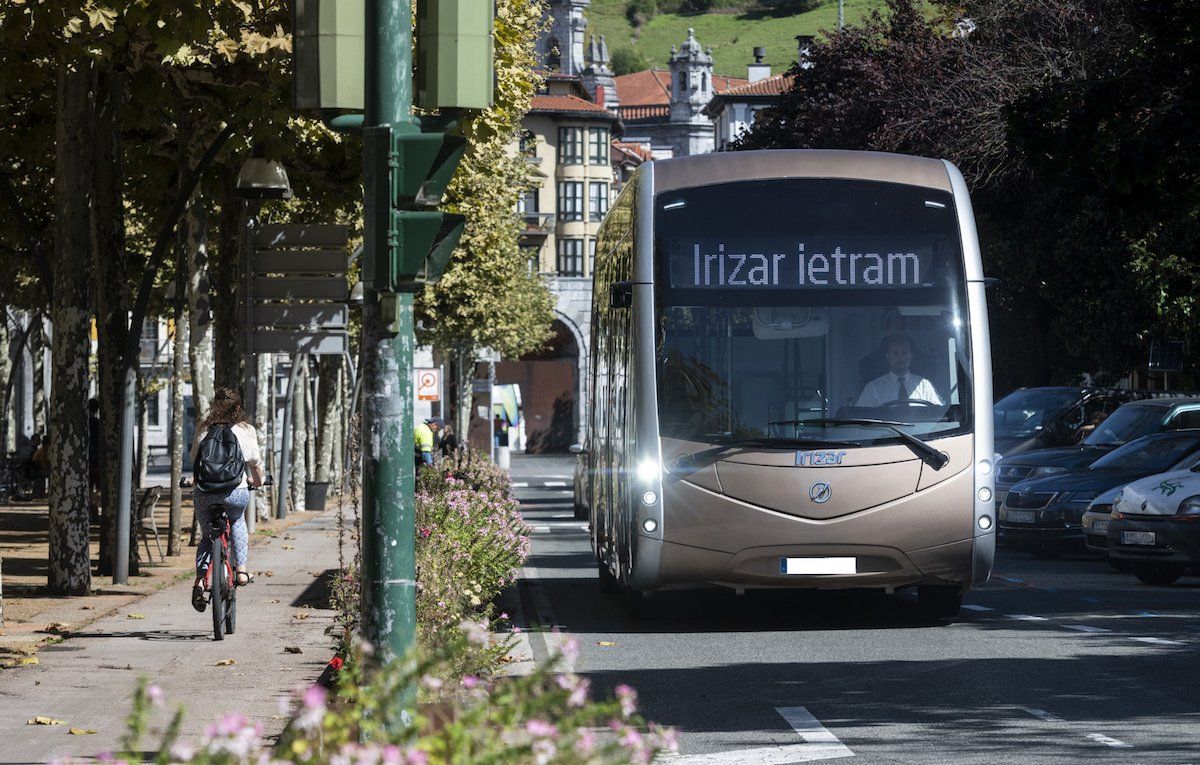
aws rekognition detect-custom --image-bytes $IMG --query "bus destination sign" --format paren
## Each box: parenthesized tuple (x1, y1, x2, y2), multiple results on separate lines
(668, 240, 938, 290)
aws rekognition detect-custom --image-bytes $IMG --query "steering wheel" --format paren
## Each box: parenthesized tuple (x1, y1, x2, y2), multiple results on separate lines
(881, 399, 940, 409)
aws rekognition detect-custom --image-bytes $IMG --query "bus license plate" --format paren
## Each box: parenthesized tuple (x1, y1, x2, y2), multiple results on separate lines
(781, 557, 857, 575)
(1007, 510, 1035, 524)
(1122, 531, 1156, 546)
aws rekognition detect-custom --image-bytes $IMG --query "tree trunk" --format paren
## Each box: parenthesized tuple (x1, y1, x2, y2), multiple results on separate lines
(29, 319, 46, 434)
(330, 363, 345, 490)
(168, 312, 186, 556)
(212, 183, 247, 391)
(186, 198, 214, 421)
(93, 65, 129, 578)
(290, 359, 308, 512)
(137, 379, 149, 485)
(454, 347, 473, 448)
(48, 62, 95, 596)
(306, 361, 318, 483)
(254, 353, 272, 522)
(0, 307, 10, 453)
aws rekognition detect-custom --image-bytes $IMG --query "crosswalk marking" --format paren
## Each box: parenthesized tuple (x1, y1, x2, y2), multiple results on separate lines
(665, 707, 853, 764)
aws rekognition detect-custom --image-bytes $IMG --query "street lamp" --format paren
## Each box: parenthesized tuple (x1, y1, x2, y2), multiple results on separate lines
(235, 154, 294, 199)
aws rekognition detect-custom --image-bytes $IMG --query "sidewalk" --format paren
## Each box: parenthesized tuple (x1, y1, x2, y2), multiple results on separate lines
(0, 505, 344, 764)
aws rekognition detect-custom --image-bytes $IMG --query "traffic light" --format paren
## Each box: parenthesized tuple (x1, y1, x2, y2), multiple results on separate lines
(363, 125, 467, 292)
(415, 0, 494, 109)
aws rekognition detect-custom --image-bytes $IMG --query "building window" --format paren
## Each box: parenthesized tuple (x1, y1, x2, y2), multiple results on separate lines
(588, 238, 597, 273)
(521, 245, 541, 275)
(588, 128, 609, 164)
(557, 239, 584, 276)
(557, 127, 583, 164)
(678, 71, 686, 91)
(139, 321, 160, 363)
(557, 181, 583, 221)
(147, 390, 161, 427)
(589, 181, 609, 222)
(701, 72, 708, 91)
(519, 130, 537, 158)
(520, 189, 539, 214)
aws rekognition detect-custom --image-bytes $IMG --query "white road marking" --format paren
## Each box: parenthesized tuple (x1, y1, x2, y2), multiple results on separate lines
(1131, 637, 1184, 646)
(552, 513, 574, 519)
(513, 481, 529, 487)
(1006, 614, 1048, 621)
(1063, 625, 1111, 634)
(544, 481, 568, 487)
(1085, 733, 1133, 749)
(532, 526, 551, 533)
(667, 707, 853, 764)
(962, 604, 994, 612)
(1021, 707, 1063, 723)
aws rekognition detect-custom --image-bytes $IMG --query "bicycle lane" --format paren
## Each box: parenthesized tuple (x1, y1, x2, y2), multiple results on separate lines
(0, 509, 343, 764)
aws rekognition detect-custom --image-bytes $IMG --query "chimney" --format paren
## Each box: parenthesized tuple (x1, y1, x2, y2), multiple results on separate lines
(747, 46, 771, 83)
(595, 84, 605, 106)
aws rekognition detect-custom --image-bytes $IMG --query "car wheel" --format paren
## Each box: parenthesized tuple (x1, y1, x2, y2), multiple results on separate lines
(1134, 563, 1184, 587)
(597, 558, 620, 595)
(917, 585, 963, 618)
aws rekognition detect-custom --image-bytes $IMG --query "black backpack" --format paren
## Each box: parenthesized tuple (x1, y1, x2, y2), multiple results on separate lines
(194, 424, 246, 493)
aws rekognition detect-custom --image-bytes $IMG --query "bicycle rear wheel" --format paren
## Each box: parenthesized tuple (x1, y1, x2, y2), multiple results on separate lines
(225, 582, 237, 635)
(211, 540, 225, 641)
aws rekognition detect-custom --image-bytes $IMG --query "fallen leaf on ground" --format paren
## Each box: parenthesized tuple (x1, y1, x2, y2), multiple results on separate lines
(281, 545, 295, 550)
(215, 658, 237, 666)
(268, 599, 280, 604)
(79, 605, 93, 610)
(27, 717, 67, 726)
(126, 614, 146, 620)
(19, 657, 39, 665)
(42, 623, 71, 635)
(292, 612, 310, 621)
(263, 571, 275, 577)
(597, 641, 616, 647)
(68, 728, 97, 735)
(284, 646, 303, 654)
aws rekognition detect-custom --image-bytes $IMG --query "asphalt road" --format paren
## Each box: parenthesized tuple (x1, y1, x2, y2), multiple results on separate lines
(509, 455, 1200, 764)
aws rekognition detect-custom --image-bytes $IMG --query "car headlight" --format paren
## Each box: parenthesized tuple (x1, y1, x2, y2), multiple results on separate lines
(1176, 494, 1200, 519)
(1031, 465, 1069, 478)
(636, 458, 661, 485)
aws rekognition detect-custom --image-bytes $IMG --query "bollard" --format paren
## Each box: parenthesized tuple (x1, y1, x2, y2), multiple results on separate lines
(497, 444, 510, 471)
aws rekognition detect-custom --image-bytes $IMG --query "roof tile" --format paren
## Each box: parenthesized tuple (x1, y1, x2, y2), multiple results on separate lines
(613, 69, 750, 107)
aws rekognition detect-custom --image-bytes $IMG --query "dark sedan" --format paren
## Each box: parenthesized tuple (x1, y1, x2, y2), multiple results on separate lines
(998, 430, 1200, 558)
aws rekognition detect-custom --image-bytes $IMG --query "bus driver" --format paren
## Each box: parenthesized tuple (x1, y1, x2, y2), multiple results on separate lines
(856, 334, 943, 407)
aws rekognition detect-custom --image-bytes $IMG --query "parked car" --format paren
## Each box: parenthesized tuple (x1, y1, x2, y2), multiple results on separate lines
(998, 430, 1200, 558)
(1082, 486, 1124, 555)
(994, 387, 1138, 458)
(1108, 466, 1200, 585)
(994, 397, 1200, 510)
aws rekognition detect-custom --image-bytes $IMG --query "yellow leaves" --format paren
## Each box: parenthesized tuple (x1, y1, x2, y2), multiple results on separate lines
(19, 656, 39, 666)
(68, 728, 97, 735)
(86, 5, 117, 32)
(214, 37, 240, 63)
(126, 613, 146, 620)
(215, 658, 237, 666)
(27, 716, 67, 726)
(63, 17, 83, 37)
(233, 0, 254, 21)
(597, 641, 616, 647)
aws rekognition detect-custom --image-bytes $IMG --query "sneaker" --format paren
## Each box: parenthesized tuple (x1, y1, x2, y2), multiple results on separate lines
(191, 584, 207, 612)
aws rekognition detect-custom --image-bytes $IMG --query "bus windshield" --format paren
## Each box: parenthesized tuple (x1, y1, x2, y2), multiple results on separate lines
(654, 179, 972, 446)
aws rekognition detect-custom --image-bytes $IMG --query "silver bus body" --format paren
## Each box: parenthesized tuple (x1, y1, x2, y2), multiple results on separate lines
(585, 150, 995, 594)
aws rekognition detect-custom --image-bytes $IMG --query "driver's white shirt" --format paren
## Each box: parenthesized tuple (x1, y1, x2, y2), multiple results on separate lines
(856, 371, 943, 407)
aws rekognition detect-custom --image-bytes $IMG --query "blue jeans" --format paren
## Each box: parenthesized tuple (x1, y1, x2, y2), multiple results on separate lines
(194, 488, 250, 577)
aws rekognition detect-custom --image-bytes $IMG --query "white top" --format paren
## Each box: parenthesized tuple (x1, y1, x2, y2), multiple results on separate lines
(192, 421, 262, 490)
(856, 371, 944, 407)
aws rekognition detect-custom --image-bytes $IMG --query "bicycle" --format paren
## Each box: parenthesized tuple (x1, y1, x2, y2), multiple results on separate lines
(185, 478, 269, 641)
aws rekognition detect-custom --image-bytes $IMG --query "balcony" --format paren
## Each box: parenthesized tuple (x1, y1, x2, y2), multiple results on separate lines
(520, 212, 555, 240)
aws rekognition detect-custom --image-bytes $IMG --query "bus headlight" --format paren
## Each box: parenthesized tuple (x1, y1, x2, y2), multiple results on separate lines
(978, 459, 993, 477)
(636, 458, 661, 484)
(977, 487, 992, 503)
(642, 518, 658, 533)
(641, 490, 658, 506)
(978, 515, 993, 530)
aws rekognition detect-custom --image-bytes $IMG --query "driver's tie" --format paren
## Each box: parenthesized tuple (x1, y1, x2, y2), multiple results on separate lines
(897, 375, 908, 402)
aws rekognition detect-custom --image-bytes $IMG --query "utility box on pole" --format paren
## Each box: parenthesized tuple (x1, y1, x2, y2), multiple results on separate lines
(294, 0, 365, 110)
(415, 0, 495, 109)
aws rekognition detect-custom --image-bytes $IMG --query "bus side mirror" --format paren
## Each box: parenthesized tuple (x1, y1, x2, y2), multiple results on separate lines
(610, 281, 634, 309)
(569, 443, 586, 455)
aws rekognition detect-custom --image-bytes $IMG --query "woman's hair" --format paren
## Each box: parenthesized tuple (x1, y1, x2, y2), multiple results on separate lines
(203, 387, 249, 428)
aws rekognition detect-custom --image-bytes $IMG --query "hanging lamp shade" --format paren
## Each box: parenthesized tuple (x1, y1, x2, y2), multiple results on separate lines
(235, 157, 294, 199)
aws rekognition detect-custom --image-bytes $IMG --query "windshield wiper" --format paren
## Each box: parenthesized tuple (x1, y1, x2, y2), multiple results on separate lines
(773, 417, 949, 471)
(672, 437, 856, 474)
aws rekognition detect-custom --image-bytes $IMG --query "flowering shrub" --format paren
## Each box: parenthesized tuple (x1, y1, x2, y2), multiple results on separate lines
(415, 449, 530, 673)
(96, 631, 676, 765)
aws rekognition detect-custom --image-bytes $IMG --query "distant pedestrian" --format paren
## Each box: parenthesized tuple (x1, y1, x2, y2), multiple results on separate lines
(190, 388, 263, 612)
(415, 418, 441, 468)
(438, 423, 459, 458)
(87, 399, 101, 517)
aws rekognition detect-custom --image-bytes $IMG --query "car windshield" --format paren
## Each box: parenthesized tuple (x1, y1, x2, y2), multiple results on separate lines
(1082, 405, 1165, 446)
(654, 179, 972, 446)
(1089, 434, 1200, 472)
(993, 389, 1080, 438)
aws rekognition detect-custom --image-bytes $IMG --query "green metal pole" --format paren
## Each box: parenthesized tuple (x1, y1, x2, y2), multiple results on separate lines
(361, 0, 418, 663)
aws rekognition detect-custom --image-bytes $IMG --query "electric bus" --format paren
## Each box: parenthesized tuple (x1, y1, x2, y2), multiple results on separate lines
(578, 150, 995, 616)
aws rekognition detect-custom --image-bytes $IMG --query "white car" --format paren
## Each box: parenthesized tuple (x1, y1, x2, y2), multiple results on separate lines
(1108, 467, 1200, 585)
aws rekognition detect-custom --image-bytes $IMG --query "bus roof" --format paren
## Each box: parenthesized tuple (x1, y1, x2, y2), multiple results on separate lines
(653, 150, 954, 194)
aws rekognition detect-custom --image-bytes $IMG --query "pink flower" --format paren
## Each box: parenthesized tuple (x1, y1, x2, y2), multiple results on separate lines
(615, 683, 638, 718)
(146, 684, 164, 707)
(574, 728, 597, 755)
(461, 675, 480, 689)
(303, 684, 327, 710)
(526, 719, 558, 738)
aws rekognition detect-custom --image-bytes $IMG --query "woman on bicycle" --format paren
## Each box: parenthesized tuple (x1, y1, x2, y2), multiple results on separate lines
(191, 388, 263, 611)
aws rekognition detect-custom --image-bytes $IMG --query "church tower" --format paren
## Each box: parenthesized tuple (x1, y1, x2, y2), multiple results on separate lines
(538, 0, 590, 75)
(581, 34, 619, 110)
(667, 28, 716, 155)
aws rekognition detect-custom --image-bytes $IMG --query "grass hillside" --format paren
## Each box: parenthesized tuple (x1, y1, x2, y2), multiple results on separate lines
(586, 0, 886, 78)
